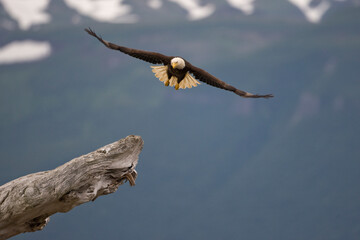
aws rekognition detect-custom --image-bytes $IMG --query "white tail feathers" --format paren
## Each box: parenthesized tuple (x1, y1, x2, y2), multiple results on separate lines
(151, 65, 168, 83)
(169, 76, 177, 87)
(179, 72, 200, 89)
(151, 66, 200, 89)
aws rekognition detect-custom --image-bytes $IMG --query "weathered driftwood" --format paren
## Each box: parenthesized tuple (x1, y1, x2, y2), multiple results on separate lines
(0, 135, 143, 240)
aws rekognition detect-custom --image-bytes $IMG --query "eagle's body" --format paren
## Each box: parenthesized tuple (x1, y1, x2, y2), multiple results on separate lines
(85, 28, 273, 98)
(152, 65, 199, 89)
(151, 58, 200, 89)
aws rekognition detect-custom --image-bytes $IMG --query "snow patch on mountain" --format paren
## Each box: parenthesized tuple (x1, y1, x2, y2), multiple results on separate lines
(0, 0, 356, 30)
(0, 40, 51, 64)
(63, 0, 138, 23)
(0, 0, 50, 30)
(168, 0, 215, 20)
(227, 0, 255, 15)
(147, 0, 215, 20)
(148, 0, 163, 9)
(288, 0, 331, 23)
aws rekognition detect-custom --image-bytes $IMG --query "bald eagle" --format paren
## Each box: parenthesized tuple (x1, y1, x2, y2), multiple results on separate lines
(85, 28, 273, 99)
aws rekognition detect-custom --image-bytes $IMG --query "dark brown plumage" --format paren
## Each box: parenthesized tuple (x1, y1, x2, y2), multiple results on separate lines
(85, 28, 273, 99)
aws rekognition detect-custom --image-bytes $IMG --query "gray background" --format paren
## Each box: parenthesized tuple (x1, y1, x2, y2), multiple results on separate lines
(1, 1, 360, 239)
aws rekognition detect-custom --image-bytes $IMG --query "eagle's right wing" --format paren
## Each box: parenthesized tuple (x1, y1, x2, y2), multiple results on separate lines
(186, 61, 274, 98)
(85, 28, 172, 65)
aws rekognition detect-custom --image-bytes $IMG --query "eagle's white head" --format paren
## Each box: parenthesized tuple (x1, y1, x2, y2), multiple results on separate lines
(171, 57, 185, 70)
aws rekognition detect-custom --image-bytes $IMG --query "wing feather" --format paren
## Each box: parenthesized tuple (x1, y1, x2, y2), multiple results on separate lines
(85, 28, 171, 65)
(186, 62, 273, 98)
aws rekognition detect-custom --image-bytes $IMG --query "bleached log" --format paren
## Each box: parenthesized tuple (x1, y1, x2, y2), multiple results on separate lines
(0, 135, 143, 240)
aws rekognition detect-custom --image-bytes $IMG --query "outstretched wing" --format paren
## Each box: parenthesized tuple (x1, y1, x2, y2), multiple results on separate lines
(85, 28, 172, 65)
(185, 62, 273, 98)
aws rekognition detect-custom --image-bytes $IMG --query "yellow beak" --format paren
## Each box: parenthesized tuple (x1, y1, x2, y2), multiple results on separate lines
(172, 62, 177, 69)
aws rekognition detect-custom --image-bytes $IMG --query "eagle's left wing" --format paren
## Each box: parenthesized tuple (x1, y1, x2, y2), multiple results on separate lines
(85, 28, 172, 65)
(185, 61, 273, 98)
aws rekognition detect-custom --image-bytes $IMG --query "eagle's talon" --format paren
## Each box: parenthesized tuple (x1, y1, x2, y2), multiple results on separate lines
(164, 80, 169, 86)
(175, 83, 179, 90)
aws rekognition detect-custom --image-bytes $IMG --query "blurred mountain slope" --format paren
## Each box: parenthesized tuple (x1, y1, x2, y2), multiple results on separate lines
(0, 2, 360, 240)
